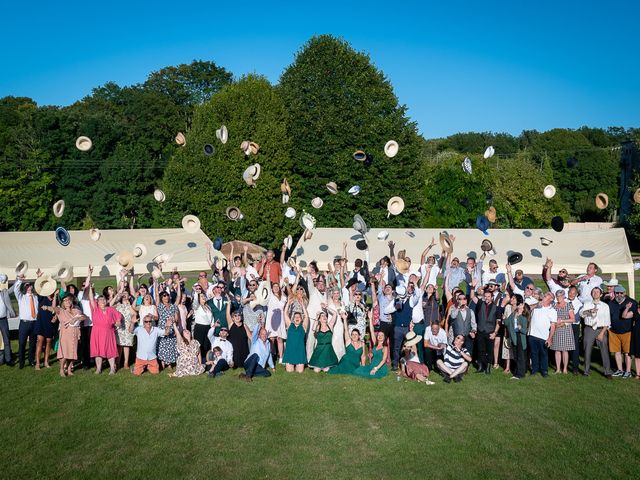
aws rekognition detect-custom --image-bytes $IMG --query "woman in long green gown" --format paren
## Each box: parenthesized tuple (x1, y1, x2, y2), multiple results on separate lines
(308, 310, 338, 372)
(282, 296, 309, 373)
(352, 315, 388, 379)
(329, 310, 365, 375)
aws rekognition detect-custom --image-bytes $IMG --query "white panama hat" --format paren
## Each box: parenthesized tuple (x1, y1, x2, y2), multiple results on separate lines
(384, 140, 399, 158)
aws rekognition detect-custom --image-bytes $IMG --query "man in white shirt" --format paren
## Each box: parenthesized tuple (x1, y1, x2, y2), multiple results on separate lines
(207, 326, 234, 377)
(12, 276, 39, 368)
(129, 314, 169, 375)
(567, 286, 583, 374)
(506, 264, 539, 306)
(481, 259, 505, 290)
(580, 286, 612, 378)
(527, 292, 557, 377)
(424, 322, 448, 370)
(571, 262, 603, 304)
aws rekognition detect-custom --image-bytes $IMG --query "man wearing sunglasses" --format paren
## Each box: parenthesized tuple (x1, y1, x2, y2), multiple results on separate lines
(606, 285, 636, 379)
(129, 313, 171, 376)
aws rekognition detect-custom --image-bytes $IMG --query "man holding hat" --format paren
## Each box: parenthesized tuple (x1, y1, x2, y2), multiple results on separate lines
(0, 273, 16, 366)
(606, 285, 636, 378)
(580, 286, 613, 378)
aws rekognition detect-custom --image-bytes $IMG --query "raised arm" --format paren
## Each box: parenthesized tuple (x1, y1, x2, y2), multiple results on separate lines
(302, 302, 310, 332)
(420, 237, 436, 265)
(388, 241, 396, 265)
(284, 297, 292, 329)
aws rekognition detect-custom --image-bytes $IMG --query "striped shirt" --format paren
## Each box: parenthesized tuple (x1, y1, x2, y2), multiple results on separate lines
(443, 345, 469, 370)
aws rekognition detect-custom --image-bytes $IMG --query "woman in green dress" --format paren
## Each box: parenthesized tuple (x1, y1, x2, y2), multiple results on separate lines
(352, 315, 388, 379)
(308, 310, 338, 372)
(329, 310, 366, 375)
(282, 296, 309, 373)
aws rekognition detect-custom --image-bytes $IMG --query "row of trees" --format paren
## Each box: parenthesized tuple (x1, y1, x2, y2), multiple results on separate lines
(1, 35, 639, 248)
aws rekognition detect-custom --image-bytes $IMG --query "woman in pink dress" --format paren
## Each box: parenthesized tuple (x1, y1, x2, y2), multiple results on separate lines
(87, 266, 121, 374)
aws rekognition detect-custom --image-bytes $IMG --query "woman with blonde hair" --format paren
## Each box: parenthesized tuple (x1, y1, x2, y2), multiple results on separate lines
(43, 293, 86, 377)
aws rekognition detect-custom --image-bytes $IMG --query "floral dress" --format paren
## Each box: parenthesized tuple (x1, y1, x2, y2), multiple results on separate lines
(346, 302, 367, 338)
(115, 304, 135, 347)
(174, 339, 205, 377)
(157, 303, 178, 364)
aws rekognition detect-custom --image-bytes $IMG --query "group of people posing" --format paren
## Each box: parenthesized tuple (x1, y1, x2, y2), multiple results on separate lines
(1, 235, 639, 384)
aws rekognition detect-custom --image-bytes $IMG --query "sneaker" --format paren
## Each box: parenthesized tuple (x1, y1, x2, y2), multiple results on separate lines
(510, 376, 520, 380)
(443, 374, 451, 383)
(454, 376, 462, 383)
(623, 371, 632, 379)
(424, 379, 435, 385)
(612, 370, 624, 377)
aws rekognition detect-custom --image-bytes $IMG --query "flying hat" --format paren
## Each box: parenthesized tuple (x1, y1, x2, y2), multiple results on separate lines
(595, 193, 609, 210)
(151, 265, 164, 280)
(175, 132, 186, 146)
(248, 142, 260, 155)
(55, 226, 71, 247)
(300, 211, 317, 231)
(250, 282, 271, 309)
(377, 231, 389, 241)
(567, 157, 578, 168)
(476, 216, 490, 236)
(133, 243, 147, 258)
(395, 258, 410, 275)
(404, 331, 422, 347)
(152, 253, 172, 265)
(507, 252, 523, 265)
(213, 256, 228, 271)
(52, 200, 65, 218)
(483, 146, 495, 159)
(543, 185, 556, 199)
(34, 275, 57, 297)
(89, 228, 101, 241)
(540, 237, 553, 247)
(75, 136, 92, 151)
(551, 216, 564, 232)
(348, 185, 361, 196)
(326, 182, 338, 194)
(440, 231, 453, 254)
(226, 206, 243, 221)
(243, 164, 261, 187)
(384, 140, 399, 158)
(281, 178, 291, 195)
(480, 239, 493, 252)
(459, 197, 470, 208)
(117, 251, 135, 270)
(15, 261, 28, 276)
(353, 150, 367, 162)
(352, 214, 367, 235)
(364, 153, 373, 167)
(182, 215, 201, 233)
(213, 237, 223, 251)
(283, 235, 293, 250)
(387, 196, 405, 218)
(311, 197, 324, 209)
(203, 144, 215, 156)
(154, 189, 166, 202)
(285, 207, 297, 219)
(462, 157, 472, 175)
(52, 262, 74, 283)
(216, 125, 228, 144)
(634, 188, 640, 204)
(355, 239, 368, 251)
(485, 206, 497, 223)
(287, 257, 297, 268)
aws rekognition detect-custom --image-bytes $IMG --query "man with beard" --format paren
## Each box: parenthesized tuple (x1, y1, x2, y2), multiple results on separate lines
(470, 289, 504, 374)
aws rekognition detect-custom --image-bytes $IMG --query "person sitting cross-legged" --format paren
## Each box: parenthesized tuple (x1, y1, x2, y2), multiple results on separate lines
(437, 335, 472, 383)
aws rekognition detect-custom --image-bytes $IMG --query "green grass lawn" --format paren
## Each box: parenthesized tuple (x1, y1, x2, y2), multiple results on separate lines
(1, 350, 639, 480)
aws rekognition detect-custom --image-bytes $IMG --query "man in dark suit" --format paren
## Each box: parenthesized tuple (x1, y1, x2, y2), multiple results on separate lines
(206, 281, 228, 337)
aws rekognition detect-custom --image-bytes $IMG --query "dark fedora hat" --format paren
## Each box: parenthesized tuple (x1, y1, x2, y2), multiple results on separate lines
(204, 144, 215, 156)
(476, 215, 490, 235)
(213, 237, 223, 251)
(566, 157, 578, 168)
(55, 226, 71, 247)
(551, 216, 564, 232)
(355, 239, 368, 251)
(508, 252, 523, 265)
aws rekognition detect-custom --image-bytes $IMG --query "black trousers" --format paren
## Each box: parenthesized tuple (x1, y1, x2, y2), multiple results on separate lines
(18, 320, 36, 367)
(210, 358, 230, 376)
(514, 340, 526, 378)
(477, 331, 494, 369)
(80, 326, 93, 368)
(424, 348, 438, 370)
(571, 324, 580, 371)
(193, 324, 210, 359)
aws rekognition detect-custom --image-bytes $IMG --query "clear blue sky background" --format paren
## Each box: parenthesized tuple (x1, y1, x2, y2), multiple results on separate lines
(1, 0, 638, 138)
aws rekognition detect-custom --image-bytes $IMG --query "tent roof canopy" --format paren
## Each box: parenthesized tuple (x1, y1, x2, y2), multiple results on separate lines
(293, 227, 633, 276)
(0, 228, 220, 279)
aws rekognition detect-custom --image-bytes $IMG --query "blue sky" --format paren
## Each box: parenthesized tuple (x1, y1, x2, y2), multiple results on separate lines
(1, 0, 638, 138)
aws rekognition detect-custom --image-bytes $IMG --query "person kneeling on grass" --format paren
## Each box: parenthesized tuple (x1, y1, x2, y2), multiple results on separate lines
(128, 313, 170, 376)
(239, 316, 275, 382)
(400, 330, 435, 385)
(437, 335, 472, 383)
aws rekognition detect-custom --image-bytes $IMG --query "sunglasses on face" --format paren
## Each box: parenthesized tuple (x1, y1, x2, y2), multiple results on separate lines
(143, 320, 152, 324)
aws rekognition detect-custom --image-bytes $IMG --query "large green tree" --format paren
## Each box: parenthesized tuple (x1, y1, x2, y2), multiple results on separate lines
(278, 35, 423, 230)
(161, 75, 294, 247)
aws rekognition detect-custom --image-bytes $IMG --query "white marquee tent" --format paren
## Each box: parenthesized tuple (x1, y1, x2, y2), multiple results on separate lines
(0, 228, 220, 280)
(292, 227, 635, 297)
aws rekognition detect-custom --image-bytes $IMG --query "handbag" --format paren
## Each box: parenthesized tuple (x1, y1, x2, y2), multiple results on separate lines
(346, 311, 357, 325)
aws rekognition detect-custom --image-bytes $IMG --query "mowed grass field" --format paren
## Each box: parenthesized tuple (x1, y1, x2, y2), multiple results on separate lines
(1, 350, 639, 480)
